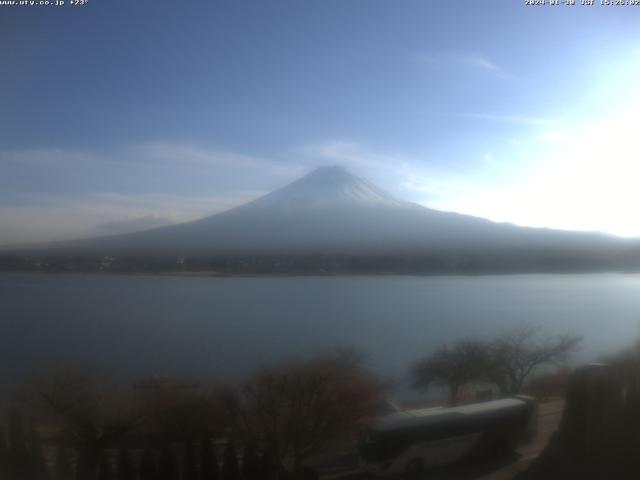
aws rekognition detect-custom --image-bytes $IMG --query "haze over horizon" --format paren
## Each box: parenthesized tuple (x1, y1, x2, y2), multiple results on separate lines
(2, 1, 640, 246)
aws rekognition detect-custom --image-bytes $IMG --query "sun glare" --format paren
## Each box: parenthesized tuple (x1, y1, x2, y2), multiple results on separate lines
(423, 82, 640, 238)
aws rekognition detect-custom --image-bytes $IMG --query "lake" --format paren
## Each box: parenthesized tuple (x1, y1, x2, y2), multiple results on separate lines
(1, 272, 640, 387)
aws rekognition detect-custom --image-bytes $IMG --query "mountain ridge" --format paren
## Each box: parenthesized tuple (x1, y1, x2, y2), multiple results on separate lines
(1, 166, 638, 274)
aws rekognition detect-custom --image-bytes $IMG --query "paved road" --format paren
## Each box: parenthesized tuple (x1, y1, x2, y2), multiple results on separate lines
(472, 400, 564, 480)
(322, 400, 564, 480)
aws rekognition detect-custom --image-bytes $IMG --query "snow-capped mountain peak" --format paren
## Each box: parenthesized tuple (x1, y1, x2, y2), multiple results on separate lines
(246, 165, 404, 210)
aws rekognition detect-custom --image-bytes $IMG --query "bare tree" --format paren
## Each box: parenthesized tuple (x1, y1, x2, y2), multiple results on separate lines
(24, 373, 144, 479)
(234, 353, 382, 477)
(488, 326, 581, 395)
(132, 377, 227, 442)
(412, 339, 492, 405)
(412, 328, 581, 402)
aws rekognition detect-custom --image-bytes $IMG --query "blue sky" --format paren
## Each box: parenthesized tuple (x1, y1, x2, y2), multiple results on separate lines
(1, 0, 640, 244)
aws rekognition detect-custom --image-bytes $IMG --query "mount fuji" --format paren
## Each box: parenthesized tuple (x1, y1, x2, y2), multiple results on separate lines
(4, 166, 637, 273)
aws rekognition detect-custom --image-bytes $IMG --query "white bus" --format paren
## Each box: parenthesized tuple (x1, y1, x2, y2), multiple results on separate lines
(358, 395, 538, 476)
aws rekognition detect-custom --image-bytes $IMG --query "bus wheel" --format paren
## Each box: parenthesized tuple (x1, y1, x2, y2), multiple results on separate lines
(405, 458, 424, 476)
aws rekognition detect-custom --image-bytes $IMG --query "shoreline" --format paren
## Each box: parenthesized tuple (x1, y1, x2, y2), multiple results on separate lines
(1, 269, 640, 279)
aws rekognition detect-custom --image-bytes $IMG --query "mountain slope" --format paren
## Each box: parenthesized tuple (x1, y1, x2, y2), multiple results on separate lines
(4, 165, 638, 274)
(50, 166, 626, 257)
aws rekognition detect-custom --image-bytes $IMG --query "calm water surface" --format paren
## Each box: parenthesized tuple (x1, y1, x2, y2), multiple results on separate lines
(2, 272, 640, 385)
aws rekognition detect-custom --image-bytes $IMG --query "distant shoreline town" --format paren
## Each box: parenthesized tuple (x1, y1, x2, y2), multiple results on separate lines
(2, 251, 640, 276)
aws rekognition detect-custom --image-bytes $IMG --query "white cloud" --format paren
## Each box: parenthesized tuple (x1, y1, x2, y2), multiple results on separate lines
(0, 191, 262, 246)
(413, 52, 513, 78)
(300, 140, 484, 203)
(301, 141, 410, 174)
(298, 140, 433, 201)
(125, 143, 300, 177)
(1, 143, 299, 177)
(445, 54, 500, 72)
(460, 113, 568, 128)
(0, 143, 298, 246)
